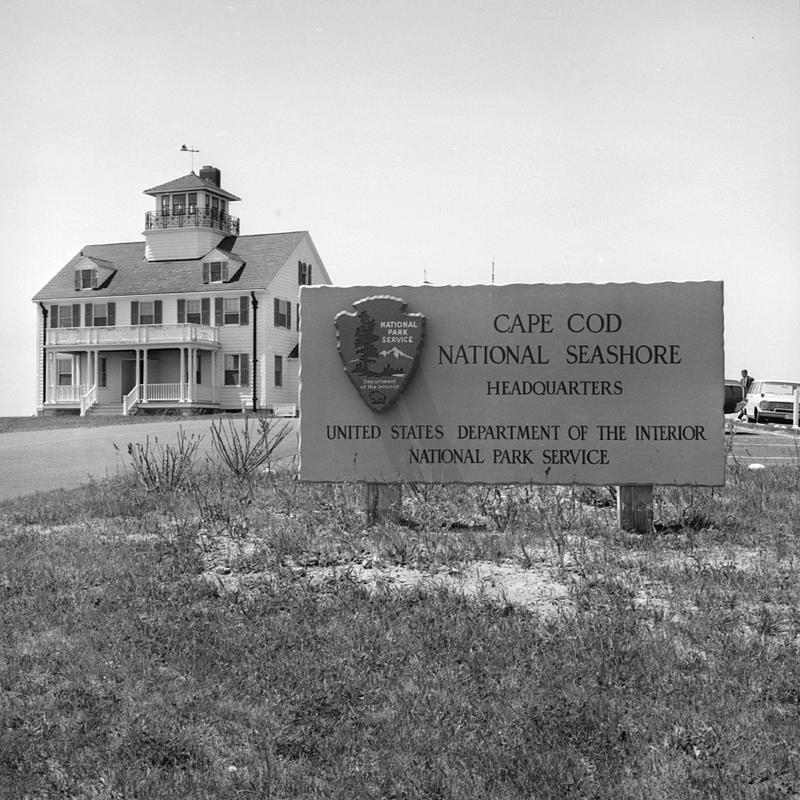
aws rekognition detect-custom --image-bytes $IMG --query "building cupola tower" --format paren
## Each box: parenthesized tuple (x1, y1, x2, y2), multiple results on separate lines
(142, 165, 241, 261)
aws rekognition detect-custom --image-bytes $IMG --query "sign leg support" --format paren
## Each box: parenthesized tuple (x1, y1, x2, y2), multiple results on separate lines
(617, 485, 653, 533)
(365, 483, 402, 526)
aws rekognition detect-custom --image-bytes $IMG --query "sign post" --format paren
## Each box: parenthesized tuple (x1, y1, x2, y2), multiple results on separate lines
(299, 283, 724, 532)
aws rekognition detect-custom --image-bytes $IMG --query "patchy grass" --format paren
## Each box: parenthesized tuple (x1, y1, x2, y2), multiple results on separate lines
(1, 446, 799, 798)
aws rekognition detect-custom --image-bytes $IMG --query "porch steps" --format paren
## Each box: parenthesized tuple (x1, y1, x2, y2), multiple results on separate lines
(86, 403, 125, 416)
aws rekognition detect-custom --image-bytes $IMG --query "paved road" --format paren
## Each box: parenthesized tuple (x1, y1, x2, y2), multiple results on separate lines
(0, 418, 299, 502)
(726, 420, 800, 467)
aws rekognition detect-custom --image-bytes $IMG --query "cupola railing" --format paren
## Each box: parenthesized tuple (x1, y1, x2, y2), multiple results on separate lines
(145, 208, 240, 236)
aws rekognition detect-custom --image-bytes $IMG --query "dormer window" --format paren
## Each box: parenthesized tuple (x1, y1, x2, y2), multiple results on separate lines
(203, 260, 229, 283)
(74, 268, 97, 290)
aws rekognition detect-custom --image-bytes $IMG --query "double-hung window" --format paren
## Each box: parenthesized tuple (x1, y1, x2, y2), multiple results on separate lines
(274, 355, 283, 387)
(56, 357, 73, 386)
(50, 304, 80, 328)
(223, 297, 240, 325)
(130, 300, 162, 325)
(224, 353, 250, 386)
(186, 299, 202, 324)
(59, 306, 76, 328)
(76, 269, 97, 290)
(214, 296, 249, 326)
(203, 261, 229, 283)
(138, 301, 155, 325)
(274, 298, 292, 329)
(86, 302, 115, 327)
(178, 297, 210, 325)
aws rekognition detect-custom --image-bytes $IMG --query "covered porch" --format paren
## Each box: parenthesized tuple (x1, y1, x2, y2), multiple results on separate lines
(41, 344, 222, 416)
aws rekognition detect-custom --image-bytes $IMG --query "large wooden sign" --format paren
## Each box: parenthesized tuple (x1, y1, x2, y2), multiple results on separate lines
(299, 283, 724, 486)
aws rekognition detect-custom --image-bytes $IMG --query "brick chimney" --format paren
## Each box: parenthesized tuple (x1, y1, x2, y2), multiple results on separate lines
(199, 165, 221, 187)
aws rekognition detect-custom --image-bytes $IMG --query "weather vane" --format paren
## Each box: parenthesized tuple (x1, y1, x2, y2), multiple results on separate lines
(180, 144, 200, 172)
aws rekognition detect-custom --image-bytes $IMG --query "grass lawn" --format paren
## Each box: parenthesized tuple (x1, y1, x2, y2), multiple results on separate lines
(1, 420, 798, 798)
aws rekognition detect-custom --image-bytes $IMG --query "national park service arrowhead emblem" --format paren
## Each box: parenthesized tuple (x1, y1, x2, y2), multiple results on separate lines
(335, 296, 426, 412)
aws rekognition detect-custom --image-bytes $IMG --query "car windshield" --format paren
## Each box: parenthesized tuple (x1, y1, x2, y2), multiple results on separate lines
(761, 382, 799, 394)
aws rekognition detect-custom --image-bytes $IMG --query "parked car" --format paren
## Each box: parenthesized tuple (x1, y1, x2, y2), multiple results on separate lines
(744, 380, 800, 424)
(724, 380, 745, 415)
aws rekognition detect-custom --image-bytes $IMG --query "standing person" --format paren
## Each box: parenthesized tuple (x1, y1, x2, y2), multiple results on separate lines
(739, 369, 754, 419)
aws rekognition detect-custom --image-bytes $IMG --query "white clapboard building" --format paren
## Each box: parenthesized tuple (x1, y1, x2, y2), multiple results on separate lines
(32, 165, 329, 416)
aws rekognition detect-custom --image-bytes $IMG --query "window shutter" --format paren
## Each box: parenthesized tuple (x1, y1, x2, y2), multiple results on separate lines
(286, 301, 291, 329)
(72, 304, 80, 327)
(50, 305, 58, 328)
(240, 354, 249, 386)
(131, 301, 139, 325)
(201, 298, 210, 325)
(215, 297, 223, 326)
(154, 301, 162, 324)
(74, 271, 81, 291)
(85, 304, 93, 327)
(298, 261, 303, 284)
(91, 270, 98, 289)
(202, 263, 210, 284)
(297, 302, 300, 330)
(222, 262, 229, 282)
(308, 265, 312, 284)
(240, 296, 249, 326)
(177, 299, 186, 324)
(108, 303, 115, 326)
(274, 297, 280, 326)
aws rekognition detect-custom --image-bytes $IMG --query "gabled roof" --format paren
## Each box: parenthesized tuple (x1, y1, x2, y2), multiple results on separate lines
(32, 231, 311, 302)
(83, 256, 116, 270)
(143, 172, 241, 202)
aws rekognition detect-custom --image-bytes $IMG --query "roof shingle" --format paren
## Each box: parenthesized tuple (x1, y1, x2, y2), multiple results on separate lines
(32, 231, 309, 302)
(143, 172, 241, 202)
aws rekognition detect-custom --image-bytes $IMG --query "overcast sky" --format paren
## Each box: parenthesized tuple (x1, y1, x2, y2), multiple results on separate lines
(2, 0, 798, 416)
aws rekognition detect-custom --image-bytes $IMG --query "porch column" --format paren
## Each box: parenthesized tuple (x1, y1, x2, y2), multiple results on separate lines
(186, 347, 194, 403)
(142, 348, 149, 402)
(179, 347, 186, 402)
(45, 352, 53, 403)
(94, 350, 99, 388)
(74, 354, 80, 391)
(212, 350, 217, 403)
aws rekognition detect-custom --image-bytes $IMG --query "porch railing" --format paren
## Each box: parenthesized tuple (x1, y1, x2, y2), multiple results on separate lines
(47, 323, 219, 347)
(122, 383, 215, 412)
(79, 385, 97, 416)
(122, 384, 140, 416)
(144, 382, 182, 401)
(52, 384, 90, 403)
